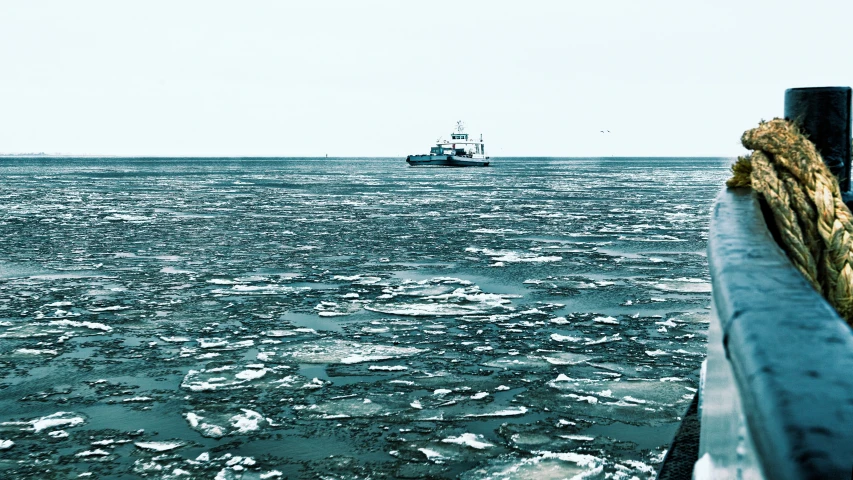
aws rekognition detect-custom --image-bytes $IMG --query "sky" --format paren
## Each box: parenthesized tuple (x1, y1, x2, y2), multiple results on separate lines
(1, 0, 851, 157)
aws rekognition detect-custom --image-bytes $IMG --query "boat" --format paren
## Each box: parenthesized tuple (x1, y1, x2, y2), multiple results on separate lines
(406, 121, 490, 167)
(657, 86, 853, 480)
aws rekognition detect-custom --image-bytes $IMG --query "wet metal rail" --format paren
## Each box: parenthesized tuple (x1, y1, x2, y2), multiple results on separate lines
(661, 86, 853, 479)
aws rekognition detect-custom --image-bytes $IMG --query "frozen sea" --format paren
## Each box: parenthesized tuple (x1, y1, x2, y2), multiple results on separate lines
(0, 157, 732, 479)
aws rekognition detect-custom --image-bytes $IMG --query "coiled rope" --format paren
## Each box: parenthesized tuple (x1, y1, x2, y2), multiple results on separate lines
(728, 118, 853, 324)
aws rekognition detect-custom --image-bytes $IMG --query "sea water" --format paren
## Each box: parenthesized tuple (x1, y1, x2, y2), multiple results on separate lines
(0, 157, 731, 478)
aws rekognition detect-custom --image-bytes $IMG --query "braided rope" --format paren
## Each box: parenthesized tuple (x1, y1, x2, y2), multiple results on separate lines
(748, 150, 822, 291)
(731, 119, 853, 323)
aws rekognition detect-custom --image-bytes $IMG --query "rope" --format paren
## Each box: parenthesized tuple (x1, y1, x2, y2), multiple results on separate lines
(729, 118, 853, 324)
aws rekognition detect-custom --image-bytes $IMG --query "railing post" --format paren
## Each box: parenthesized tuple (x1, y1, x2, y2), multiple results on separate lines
(783, 86, 852, 192)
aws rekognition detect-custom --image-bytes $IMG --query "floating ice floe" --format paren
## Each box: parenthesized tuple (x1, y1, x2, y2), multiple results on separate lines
(123, 396, 154, 403)
(1, 412, 86, 433)
(332, 274, 382, 284)
(230, 409, 264, 433)
(645, 277, 712, 293)
(160, 336, 191, 343)
(134, 441, 184, 452)
(617, 234, 684, 242)
(468, 228, 526, 234)
(48, 319, 113, 332)
(549, 378, 694, 407)
(568, 394, 598, 404)
(185, 412, 227, 438)
(541, 352, 595, 365)
(181, 365, 273, 391)
(461, 450, 603, 479)
(210, 284, 310, 296)
(160, 266, 195, 274)
(465, 406, 528, 418)
(103, 213, 151, 222)
(88, 305, 131, 312)
(13, 348, 59, 356)
(442, 433, 493, 449)
(465, 247, 562, 263)
(368, 365, 407, 371)
(645, 349, 669, 357)
(305, 397, 388, 419)
(419, 448, 446, 462)
(584, 333, 621, 345)
(367, 290, 515, 316)
(262, 329, 318, 338)
(550, 334, 582, 343)
(279, 339, 426, 364)
(484, 356, 551, 370)
(314, 301, 362, 317)
(592, 316, 619, 325)
(76, 449, 110, 457)
(196, 338, 254, 350)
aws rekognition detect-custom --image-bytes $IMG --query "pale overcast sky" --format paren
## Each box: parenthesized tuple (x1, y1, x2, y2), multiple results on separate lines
(1, 1, 851, 157)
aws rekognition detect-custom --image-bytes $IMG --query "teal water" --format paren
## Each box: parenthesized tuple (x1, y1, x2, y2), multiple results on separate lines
(0, 157, 731, 478)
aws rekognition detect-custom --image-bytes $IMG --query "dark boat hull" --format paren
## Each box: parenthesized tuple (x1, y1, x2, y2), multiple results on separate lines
(405, 155, 489, 167)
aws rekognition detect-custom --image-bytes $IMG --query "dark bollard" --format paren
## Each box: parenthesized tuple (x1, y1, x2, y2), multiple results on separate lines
(784, 86, 852, 192)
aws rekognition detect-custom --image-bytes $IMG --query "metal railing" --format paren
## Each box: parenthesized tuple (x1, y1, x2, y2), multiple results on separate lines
(698, 87, 853, 479)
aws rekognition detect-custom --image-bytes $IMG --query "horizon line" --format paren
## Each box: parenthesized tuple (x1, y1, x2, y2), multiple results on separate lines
(0, 154, 740, 159)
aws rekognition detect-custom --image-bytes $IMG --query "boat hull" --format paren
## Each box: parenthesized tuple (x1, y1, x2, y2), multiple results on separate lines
(406, 155, 489, 167)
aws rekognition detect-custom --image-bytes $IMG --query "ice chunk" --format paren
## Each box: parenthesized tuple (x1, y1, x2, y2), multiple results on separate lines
(550, 334, 581, 343)
(314, 301, 361, 316)
(442, 433, 493, 449)
(185, 412, 226, 438)
(76, 449, 110, 457)
(645, 350, 669, 357)
(235, 368, 268, 381)
(280, 339, 426, 364)
(134, 441, 184, 452)
(419, 448, 446, 461)
(365, 280, 517, 317)
(160, 336, 191, 343)
(25, 412, 85, 432)
(181, 365, 276, 391)
(461, 450, 603, 479)
(368, 365, 408, 371)
(593, 316, 619, 325)
(48, 319, 112, 331)
(230, 409, 263, 433)
(465, 407, 528, 417)
(465, 247, 562, 263)
(14, 348, 59, 356)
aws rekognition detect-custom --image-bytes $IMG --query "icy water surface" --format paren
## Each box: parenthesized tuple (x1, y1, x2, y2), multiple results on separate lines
(0, 157, 732, 479)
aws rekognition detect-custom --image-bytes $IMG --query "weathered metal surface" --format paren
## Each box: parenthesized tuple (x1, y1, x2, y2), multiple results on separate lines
(695, 304, 764, 480)
(707, 187, 853, 479)
(784, 86, 852, 192)
(657, 394, 702, 480)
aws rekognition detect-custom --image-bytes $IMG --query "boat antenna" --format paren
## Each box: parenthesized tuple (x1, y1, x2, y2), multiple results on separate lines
(456, 120, 464, 133)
